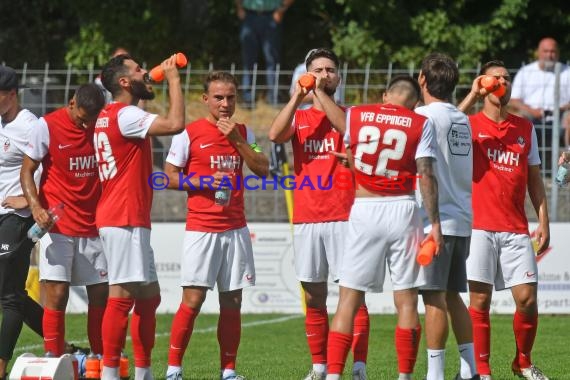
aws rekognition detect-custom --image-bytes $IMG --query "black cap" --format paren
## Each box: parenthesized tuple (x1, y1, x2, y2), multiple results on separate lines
(0, 66, 19, 91)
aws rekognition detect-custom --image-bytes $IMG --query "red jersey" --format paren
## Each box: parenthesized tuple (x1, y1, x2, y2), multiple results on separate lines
(94, 103, 154, 229)
(36, 108, 100, 237)
(470, 112, 535, 234)
(169, 118, 249, 232)
(291, 107, 354, 223)
(347, 104, 430, 195)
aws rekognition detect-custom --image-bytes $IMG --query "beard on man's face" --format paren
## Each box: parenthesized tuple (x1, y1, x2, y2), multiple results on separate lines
(131, 79, 155, 100)
(324, 85, 337, 97)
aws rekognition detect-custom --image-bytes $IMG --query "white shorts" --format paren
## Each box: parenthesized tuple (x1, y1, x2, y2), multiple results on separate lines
(339, 197, 425, 293)
(294, 221, 347, 283)
(182, 227, 255, 292)
(99, 227, 158, 286)
(467, 229, 538, 290)
(39, 233, 108, 286)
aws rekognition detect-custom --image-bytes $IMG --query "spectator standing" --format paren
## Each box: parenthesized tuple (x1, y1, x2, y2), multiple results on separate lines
(459, 60, 550, 380)
(163, 71, 268, 380)
(509, 37, 570, 173)
(95, 53, 185, 380)
(0, 66, 44, 379)
(235, 0, 295, 105)
(269, 48, 369, 380)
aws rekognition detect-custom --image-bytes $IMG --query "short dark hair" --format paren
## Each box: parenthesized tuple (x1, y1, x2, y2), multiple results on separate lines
(74, 83, 106, 117)
(305, 48, 339, 70)
(479, 60, 507, 76)
(203, 71, 238, 93)
(420, 53, 458, 100)
(387, 75, 421, 104)
(100, 54, 133, 97)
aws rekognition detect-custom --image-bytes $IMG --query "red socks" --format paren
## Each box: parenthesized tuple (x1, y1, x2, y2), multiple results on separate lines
(168, 303, 199, 366)
(218, 308, 241, 370)
(395, 324, 421, 374)
(513, 310, 538, 369)
(351, 305, 370, 363)
(326, 331, 353, 375)
(87, 305, 106, 355)
(102, 297, 134, 367)
(305, 307, 329, 364)
(43, 308, 65, 356)
(131, 295, 161, 368)
(469, 306, 491, 375)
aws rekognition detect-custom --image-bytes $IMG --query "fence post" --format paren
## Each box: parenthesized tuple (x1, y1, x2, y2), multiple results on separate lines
(42, 62, 49, 115)
(363, 62, 370, 104)
(20, 62, 28, 105)
(551, 63, 562, 221)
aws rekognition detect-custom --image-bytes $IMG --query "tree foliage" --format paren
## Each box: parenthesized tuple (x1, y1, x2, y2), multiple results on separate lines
(1, 0, 569, 70)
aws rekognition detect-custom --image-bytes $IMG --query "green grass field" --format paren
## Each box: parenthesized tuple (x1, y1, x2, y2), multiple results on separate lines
(10, 313, 569, 379)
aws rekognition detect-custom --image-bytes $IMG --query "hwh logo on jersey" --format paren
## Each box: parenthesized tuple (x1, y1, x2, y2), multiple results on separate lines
(210, 155, 240, 168)
(487, 149, 520, 166)
(69, 155, 98, 171)
(304, 138, 335, 153)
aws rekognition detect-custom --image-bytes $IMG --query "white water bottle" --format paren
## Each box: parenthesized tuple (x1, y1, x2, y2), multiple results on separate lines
(27, 202, 64, 242)
(555, 150, 570, 187)
(214, 156, 234, 207)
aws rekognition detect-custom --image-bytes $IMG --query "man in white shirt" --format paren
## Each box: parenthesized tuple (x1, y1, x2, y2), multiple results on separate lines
(509, 37, 570, 173)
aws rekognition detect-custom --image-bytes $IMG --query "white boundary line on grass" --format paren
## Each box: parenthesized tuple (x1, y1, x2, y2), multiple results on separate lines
(14, 314, 303, 354)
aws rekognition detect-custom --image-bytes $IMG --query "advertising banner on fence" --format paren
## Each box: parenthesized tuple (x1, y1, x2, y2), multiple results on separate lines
(67, 222, 570, 314)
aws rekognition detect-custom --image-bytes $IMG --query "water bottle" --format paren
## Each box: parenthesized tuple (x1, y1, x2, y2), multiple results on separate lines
(214, 156, 234, 207)
(27, 202, 64, 242)
(555, 150, 570, 187)
(74, 351, 87, 379)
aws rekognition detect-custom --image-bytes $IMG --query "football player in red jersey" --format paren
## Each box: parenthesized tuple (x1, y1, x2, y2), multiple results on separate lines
(94, 54, 185, 380)
(326, 76, 443, 380)
(459, 60, 550, 380)
(21, 84, 107, 357)
(163, 71, 268, 380)
(269, 48, 370, 380)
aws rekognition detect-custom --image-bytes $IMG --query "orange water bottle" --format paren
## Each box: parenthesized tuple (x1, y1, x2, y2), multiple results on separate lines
(148, 53, 188, 82)
(417, 235, 436, 266)
(120, 352, 130, 380)
(85, 352, 101, 379)
(298, 73, 316, 90)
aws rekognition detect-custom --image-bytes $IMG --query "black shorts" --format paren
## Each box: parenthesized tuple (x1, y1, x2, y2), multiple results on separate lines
(419, 235, 470, 293)
(0, 213, 34, 261)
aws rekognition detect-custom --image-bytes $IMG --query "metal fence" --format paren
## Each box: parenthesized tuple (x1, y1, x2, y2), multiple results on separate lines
(8, 62, 570, 222)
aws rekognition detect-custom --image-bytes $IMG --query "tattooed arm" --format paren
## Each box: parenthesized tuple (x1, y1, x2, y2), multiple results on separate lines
(416, 156, 444, 254)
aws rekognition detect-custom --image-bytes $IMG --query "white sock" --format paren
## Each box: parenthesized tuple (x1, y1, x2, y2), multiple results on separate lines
(312, 363, 326, 373)
(426, 349, 446, 380)
(398, 374, 412, 380)
(458, 343, 477, 378)
(101, 366, 119, 380)
(221, 368, 236, 379)
(352, 361, 366, 372)
(135, 366, 153, 380)
(325, 375, 341, 380)
(166, 365, 182, 376)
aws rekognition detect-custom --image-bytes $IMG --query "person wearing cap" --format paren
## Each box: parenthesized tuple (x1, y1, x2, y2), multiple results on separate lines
(235, 0, 295, 105)
(0, 66, 44, 379)
(20, 83, 108, 359)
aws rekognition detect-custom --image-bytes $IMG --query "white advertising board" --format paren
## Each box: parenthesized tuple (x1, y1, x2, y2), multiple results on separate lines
(67, 222, 570, 314)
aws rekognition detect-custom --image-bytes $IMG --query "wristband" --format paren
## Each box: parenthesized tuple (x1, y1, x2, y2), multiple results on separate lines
(250, 143, 263, 153)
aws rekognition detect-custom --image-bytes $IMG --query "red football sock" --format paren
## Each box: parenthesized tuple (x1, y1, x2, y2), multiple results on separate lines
(513, 310, 537, 368)
(305, 307, 329, 364)
(351, 304, 369, 363)
(131, 295, 161, 368)
(43, 308, 65, 356)
(469, 306, 491, 375)
(87, 305, 106, 355)
(168, 303, 199, 366)
(395, 324, 421, 374)
(218, 308, 241, 370)
(327, 331, 353, 375)
(102, 297, 134, 368)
